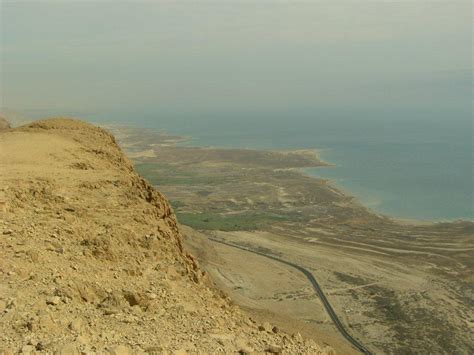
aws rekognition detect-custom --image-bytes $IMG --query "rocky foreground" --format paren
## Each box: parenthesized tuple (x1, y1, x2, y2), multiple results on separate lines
(0, 119, 330, 354)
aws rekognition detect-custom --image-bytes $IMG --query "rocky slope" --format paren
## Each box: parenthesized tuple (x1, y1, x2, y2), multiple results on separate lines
(0, 118, 329, 354)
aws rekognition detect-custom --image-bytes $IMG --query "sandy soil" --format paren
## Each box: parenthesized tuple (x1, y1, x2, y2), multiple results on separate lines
(182, 226, 357, 354)
(0, 118, 330, 354)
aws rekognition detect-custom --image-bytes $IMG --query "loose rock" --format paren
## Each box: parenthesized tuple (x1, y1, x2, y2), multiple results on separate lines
(46, 296, 61, 306)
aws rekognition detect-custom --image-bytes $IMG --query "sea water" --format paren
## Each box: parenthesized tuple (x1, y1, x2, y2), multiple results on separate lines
(90, 110, 472, 221)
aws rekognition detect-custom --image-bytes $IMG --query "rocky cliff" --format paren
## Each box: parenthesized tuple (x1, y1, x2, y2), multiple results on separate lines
(0, 118, 327, 354)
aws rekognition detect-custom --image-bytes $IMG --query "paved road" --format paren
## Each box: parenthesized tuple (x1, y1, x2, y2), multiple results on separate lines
(209, 237, 372, 355)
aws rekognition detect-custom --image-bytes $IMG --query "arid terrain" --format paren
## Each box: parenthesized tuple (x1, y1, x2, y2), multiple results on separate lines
(0, 118, 330, 354)
(109, 125, 474, 354)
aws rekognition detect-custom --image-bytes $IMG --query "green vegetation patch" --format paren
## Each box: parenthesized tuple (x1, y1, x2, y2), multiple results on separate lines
(134, 162, 230, 186)
(134, 162, 161, 176)
(169, 200, 186, 210)
(176, 211, 289, 231)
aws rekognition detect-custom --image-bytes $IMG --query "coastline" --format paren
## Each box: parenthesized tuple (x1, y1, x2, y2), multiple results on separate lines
(301, 168, 472, 225)
(104, 122, 474, 353)
(107, 123, 472, 225)
(183, 131, 472, 223)
(165, 127, 472, 224)
(298, 168, 451, 226)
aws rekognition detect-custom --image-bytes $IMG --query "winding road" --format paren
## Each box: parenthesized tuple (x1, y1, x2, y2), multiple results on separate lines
(209, 237, 372, 355)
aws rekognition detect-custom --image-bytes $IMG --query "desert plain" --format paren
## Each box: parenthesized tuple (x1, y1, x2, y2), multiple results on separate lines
(109, 125, 474, 354)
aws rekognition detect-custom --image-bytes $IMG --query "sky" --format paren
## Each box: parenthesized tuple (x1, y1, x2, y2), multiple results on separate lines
(0, 0, 472, 123)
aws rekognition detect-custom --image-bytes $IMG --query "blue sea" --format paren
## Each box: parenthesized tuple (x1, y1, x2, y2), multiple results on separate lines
(85, 110, 472, 221)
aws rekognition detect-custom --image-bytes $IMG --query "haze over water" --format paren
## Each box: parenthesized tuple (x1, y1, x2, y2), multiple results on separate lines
(1, 1, 472, 221)
(90, 109, 470, 221)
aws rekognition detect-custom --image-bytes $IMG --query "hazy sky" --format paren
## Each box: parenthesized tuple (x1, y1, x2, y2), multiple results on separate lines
(0, 0, 472, 122)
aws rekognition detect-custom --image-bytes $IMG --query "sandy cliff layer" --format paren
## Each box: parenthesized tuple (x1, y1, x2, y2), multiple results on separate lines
(0, 118, 329, 354)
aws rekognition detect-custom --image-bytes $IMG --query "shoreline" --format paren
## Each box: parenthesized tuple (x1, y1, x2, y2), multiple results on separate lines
(105, 122, 474, 354)
(299, 168, 472, 226)
(107, 123, 472, 225)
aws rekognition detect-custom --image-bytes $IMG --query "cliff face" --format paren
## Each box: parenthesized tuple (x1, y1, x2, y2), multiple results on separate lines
(0, 118, 326, 354)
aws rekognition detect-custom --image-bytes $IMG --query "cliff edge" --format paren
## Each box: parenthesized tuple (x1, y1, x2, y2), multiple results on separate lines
(0, 118, 327, 354)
